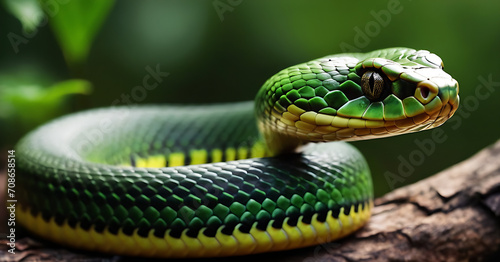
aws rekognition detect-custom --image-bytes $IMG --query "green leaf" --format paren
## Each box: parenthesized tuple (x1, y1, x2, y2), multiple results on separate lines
(43, 79, 92, 102)
(2, 0, 45, 33)
(42, 0, 115, 66)
(0, 79, 92, 128)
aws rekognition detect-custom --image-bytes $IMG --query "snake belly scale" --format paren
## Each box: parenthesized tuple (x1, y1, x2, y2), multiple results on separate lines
(15, 48, 459, 258)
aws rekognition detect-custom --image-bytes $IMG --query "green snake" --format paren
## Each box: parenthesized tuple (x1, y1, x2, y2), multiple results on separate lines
(15, 48, 459, 258)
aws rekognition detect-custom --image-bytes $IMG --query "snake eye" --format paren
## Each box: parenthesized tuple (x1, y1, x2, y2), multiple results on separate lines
(361, 70, 384, 100)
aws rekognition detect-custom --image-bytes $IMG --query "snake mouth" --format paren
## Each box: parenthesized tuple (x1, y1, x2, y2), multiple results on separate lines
(267, 97, 458, 143)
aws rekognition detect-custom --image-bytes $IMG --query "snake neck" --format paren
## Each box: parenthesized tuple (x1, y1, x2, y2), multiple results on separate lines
(257, 122, 304, 156)
(254, 84, 302, 156)
(255, 90, 310, 156)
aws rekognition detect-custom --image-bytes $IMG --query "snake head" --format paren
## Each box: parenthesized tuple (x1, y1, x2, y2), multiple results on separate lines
(256, 48, 459, 150)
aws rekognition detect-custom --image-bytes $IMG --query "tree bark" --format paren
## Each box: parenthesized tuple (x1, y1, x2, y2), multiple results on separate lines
(1, 141, 500, 262)
(306, 140, 500, 262)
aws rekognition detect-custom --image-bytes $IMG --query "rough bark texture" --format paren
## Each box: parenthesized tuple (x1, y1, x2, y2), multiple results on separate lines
(1, 141, 499, 262)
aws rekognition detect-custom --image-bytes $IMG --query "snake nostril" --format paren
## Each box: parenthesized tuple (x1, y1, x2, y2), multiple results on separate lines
(415, 80, 438, 104)
(420, 86, 430, 99)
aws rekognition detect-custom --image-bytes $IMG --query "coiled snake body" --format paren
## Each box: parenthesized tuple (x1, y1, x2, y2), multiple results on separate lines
(16, 48, 459, 258)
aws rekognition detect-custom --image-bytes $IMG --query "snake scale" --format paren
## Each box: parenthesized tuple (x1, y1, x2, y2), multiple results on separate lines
(15, 48, 459, 258)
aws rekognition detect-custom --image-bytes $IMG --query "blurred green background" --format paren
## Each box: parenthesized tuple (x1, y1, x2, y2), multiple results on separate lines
(1, 0, 499, 196)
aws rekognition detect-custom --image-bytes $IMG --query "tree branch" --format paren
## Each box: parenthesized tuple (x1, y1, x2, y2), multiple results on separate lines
(312, 140, 500, 262)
